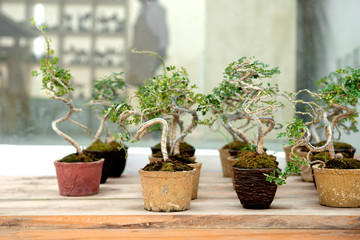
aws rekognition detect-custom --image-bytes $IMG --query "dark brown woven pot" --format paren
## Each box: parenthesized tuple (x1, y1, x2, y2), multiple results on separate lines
(232, 167, 278, 209)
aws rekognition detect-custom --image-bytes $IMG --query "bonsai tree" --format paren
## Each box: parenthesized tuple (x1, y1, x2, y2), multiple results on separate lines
(86, 72, 128, 150)
(311, 68, 360, 166)
(114, 50, 212, 162)
(271, 89, 327, 184)
(312, 68, 360, 156)
(211, 57, 283, 155)
(31, 21, 95, 162)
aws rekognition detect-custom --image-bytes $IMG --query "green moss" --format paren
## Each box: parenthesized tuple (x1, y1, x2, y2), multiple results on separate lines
(233, 150, 279, 169)
(223, 141, 248, 150)
(152, 153, 195, 164)
(143, 160, 193, 172)
(153, 142, 195, 151)
(108, 140, 126, 151)
(61, 153, 99, 162)
(314, 141, 353, 150)
(325, 158, 360, 169)
(86, 139, 113, 151)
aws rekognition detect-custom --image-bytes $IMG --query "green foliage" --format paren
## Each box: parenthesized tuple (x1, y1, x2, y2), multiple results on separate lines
(317, 67, 360, 133)
(31, 21, 73, 98)
(265, 154, 306, 186)
(136, 66, 194, 119)
(278, 117, 308, 146)
(92, 72, 127, 102)
(241, 142, 257, 152)
(211, 56, 282, 119)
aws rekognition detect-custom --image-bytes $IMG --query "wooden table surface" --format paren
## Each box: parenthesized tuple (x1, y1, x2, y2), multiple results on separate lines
(0, 173, 359, 239)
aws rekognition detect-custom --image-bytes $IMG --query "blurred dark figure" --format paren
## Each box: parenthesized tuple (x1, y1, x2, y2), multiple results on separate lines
(127, 0, 168, 86)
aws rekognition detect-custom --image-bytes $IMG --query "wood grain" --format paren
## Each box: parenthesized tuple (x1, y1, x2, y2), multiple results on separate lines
(1, 229, 360, 240)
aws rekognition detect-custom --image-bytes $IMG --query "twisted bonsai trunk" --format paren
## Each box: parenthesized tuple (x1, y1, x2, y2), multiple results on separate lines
(136, 118, 169, 161)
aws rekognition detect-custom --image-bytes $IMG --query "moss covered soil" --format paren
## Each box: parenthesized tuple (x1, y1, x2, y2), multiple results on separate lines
(143, 160, 193, 172)
(60, 152, 100, 163)
(233, 150, 279, 169)
(312, 152, 360, 169)
(222, 141, 248, 150)
(313, 141, 354, 150)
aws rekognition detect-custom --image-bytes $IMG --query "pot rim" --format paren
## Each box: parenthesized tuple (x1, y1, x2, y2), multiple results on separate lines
(54, 158, 104, 165)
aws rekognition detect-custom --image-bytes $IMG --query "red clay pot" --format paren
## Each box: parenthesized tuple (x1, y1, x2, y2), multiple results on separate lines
(54, 159, 104, 196)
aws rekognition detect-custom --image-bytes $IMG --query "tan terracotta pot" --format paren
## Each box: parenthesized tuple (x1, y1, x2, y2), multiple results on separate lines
(295, 150, 314, 182)
(148, 155, 200, 199)
(218, 148, 233, 177)
(54, 159, 104, 196)
(138, 169, 195, 212)
(227, 156, 238, 186)
(314, 167, 360, 208)
(188, 162, 202, 199)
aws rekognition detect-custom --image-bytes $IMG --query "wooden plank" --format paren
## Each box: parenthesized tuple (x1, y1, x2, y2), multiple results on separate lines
(0, 173, 359, 231)
(1, 229, 360, 240)
(1, 215, 360, 230)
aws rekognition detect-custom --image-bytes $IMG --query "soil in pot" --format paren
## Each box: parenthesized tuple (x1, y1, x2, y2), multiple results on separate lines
(232, 150, 279, 209)
(55, 153, 104, 196)
(313, 141, 356, 158)
(140, 160, 194, 212)
(151, 142, 195, 157)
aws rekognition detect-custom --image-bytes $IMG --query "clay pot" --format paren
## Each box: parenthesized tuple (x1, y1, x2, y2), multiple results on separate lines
(148, 155, 200, 199)
(138, 169, 195, 212)
(218, 148, 232, 177)
(84, 147, 127, 183)
(54, 159, 104, 196)
(294, 150, 314, 182)
(314, 168, 360, 207)
(188, 162, 202, 199)
(233, 167, 278, 209)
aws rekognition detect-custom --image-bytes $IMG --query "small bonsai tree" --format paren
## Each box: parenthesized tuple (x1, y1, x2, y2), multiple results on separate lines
(31, 21, 94, 162)
(211, 57, 283, 154)
(311, 68, 360, 167)
(269, 89, 327, 184)
(86, 72, 128, 151)
(315, 68, 360, 155)
(113, 50, 212, 162)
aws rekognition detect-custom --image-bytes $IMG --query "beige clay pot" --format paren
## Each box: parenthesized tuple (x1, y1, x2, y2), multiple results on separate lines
(188, 162, 202, 199)
(295, 150, 314, 182)
(314, 167, 360, 207)
(148, 155, 200, 200)
(219, 148, 233, 177)
(138, 169, 195, 212)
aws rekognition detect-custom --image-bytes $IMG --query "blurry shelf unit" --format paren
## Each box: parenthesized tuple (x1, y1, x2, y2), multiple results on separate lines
(0, 0, 128, 97)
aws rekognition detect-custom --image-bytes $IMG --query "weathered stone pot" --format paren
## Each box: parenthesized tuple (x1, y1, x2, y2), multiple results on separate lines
(295, 150, 314, 182)
(138, 169, 195, 212)
(148, 155, 201, 199)
(188, 162, 202, 199)
(314, 168, 360, 207)
(232, 167, 278, 209)
(218, 147, 232, 177)
(54, 159, 104, 196)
